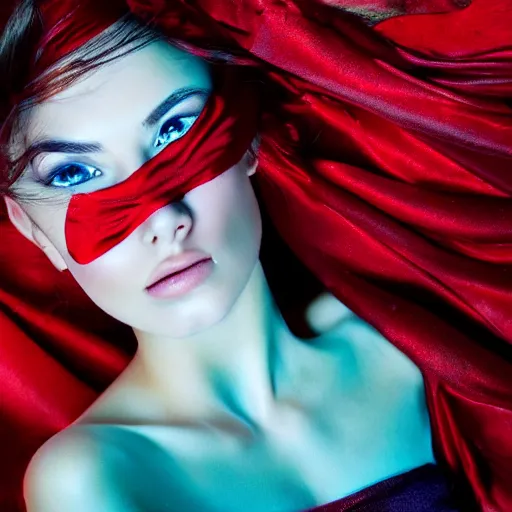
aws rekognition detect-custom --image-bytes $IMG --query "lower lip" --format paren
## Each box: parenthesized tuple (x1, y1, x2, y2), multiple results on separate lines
(146, 258, 214, 299)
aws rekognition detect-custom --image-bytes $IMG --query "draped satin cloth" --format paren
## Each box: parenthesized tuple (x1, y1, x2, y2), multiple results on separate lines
(0, 1, 511, 511)
(307, 464, 459, 511)
(65, 69, 259, 264)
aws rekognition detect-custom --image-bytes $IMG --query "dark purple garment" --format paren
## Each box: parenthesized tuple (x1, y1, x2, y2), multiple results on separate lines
(305, 464, 460, 511)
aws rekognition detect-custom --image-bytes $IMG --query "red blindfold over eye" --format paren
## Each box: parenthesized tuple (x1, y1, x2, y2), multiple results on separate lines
(65, 68, 260, 264)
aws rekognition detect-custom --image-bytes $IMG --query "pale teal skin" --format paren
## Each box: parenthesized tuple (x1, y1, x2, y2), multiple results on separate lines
(6, 30, 435, 512)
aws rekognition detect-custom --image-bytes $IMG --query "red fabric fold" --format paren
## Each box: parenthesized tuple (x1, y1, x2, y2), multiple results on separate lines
(34, 0, 126, 75)
(1, 1, 511, 511)
(65, 68, 259, 264)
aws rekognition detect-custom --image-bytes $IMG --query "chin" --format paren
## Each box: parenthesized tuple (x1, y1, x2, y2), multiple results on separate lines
(134, 286, 238, 339)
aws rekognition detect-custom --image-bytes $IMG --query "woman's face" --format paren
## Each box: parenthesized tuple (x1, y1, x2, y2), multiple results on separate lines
(6, 40, 262, 338)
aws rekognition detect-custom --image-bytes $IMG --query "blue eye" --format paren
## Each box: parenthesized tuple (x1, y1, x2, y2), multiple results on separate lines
(154, 115, 198, 149)
(45, 163, 102, 188)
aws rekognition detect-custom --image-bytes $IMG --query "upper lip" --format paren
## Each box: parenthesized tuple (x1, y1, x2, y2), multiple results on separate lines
(145, 250, 211, 289)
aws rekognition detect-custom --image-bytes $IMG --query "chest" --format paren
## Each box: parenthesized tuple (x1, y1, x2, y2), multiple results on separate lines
(87, 319, 435, 511)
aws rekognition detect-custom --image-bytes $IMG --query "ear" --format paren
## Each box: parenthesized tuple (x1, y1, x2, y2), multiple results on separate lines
(246, 152, 258, 177)
(3, 196, 68, 272)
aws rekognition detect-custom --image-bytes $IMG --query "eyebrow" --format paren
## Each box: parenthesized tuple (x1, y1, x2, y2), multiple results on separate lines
(26, 141, 103, 160)
(26, 86, 210, 160)
(143, 86, 210, 127)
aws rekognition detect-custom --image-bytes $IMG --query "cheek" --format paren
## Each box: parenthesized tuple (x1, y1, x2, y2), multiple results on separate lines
(192, 168, 261, 253)
(67, 246, 140, 300)
(226, 189, 261, 256)
(63, 167, 261, 306)
(25, 202, 70, 256)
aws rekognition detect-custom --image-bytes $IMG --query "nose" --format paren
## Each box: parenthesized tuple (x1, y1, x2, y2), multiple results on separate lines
(140, 200, 193, 248)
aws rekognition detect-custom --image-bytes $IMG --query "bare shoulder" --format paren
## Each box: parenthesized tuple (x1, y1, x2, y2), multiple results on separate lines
(71, 359, 160, 426)
(23, 426, 127, 512)
(305, 291, 356, 336)
(307, 291, 424, 383)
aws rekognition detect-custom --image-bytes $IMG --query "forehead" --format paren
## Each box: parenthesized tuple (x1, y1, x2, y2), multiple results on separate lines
(26, 41, 212, 143)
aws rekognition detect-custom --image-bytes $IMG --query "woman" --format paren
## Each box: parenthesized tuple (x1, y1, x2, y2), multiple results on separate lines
(1, 0, 510, 511)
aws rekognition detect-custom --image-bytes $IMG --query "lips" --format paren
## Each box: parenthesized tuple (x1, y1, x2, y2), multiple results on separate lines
(145, 251, 212, 289)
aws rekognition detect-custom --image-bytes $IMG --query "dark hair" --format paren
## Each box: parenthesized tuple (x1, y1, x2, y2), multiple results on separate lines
(0, 1, 176, 201)
(0, 1, 319, 338)
(0, 1, 261, 207)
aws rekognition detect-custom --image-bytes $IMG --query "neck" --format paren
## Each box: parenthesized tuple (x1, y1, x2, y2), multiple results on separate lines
(131, 261, 296, 426)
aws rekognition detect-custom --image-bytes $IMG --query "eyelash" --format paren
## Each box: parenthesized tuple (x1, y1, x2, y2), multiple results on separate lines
(44, 114, 199, 188)
(153, 115, 197, 149)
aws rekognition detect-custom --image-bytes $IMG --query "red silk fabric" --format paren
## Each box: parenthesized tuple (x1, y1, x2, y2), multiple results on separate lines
(66, 69, 259, 264)
(33, 0, 126, 76)
(1, 1, 512, 511)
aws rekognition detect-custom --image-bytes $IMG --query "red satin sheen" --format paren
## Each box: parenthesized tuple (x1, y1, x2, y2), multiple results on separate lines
(34, 0, 126, 75)
(1, 1, 512, 511)
(66, 69, 259, 264)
